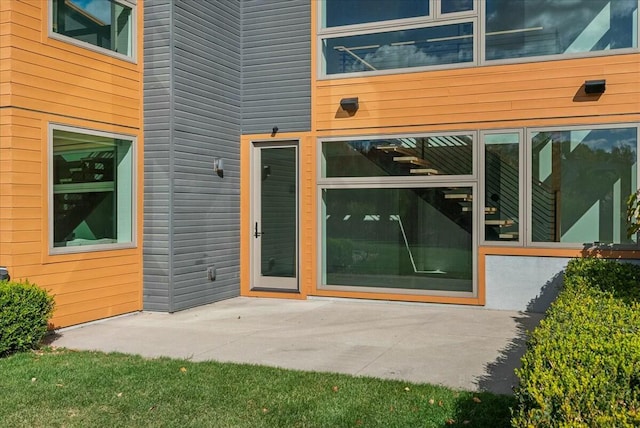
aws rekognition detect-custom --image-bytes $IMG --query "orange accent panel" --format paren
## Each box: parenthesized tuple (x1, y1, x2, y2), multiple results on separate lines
(1, 0, 144, 329)
(312, 289, 482, 306)
(479, 246, 640, 260)
(0, 1, 142, 127)
(315, 54, 640, 132)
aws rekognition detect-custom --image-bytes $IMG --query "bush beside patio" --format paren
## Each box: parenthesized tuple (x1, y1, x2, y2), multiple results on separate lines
(512, 258, 640, 427)
(0, 280, 54, 357)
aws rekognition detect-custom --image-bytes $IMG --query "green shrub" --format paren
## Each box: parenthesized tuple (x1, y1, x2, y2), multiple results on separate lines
(0, 280, 55, 357)
(512, 258, 640, 428)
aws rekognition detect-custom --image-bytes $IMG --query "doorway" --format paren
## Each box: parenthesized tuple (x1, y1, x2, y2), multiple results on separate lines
(251, 142, 299, 291)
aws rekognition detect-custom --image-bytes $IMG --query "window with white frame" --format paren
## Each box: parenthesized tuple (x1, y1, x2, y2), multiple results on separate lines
(50, 0, 135, 60)
(50, 125, 135, 253)
(318, 0, 638, 77)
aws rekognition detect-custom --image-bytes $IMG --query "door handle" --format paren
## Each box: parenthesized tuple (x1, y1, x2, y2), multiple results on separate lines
(254, 222, 263, 238)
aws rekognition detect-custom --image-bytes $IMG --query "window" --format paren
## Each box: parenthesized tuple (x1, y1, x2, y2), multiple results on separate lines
(530, 126, 637, 246)
(50, 0, 135, 60)
(322, 187, 474, 293)
(482, 132, 521, 243)
(50, 125, 135, 253)
(319, 133, 477, 296)
(322, 0, 430, 28)
(322, 134, 474, 177)
(323, 22, 475, 75)
(318, 0, 638, 77)
(485, 0, 638, 61)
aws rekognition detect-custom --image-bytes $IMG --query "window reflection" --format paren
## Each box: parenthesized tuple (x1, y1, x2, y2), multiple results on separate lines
(324, 22, 474, 75)
(323, 0, 429, 28)
(531, 128, 637, 244)
(441, 0, 474, 14)
(52, 129, 133, 248)
(484, 134, 520, 242)
(486, 0, 638, 60)
(322, 187, 473, 292)
(322, 135, 473, 177)
(52, 0, 133, 57)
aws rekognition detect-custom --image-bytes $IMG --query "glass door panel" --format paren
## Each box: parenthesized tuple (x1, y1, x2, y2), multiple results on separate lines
(252, 144, 298, 290)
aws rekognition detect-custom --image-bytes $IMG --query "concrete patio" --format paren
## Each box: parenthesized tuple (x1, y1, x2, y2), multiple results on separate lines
(50, 297, 543, 394)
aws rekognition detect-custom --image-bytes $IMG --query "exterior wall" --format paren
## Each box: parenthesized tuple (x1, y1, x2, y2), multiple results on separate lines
(241, 0, 311, 134)
(143, 0, 242, 312)
(143, 0, 171, 311)
(0, 0, 144, 327)
(239, 3, 640, 308)
(484, 255, 568, 312)
(315, 54, 640, 134)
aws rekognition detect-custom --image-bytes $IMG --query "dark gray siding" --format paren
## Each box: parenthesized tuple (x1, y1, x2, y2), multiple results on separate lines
(144, 0, 311, 312)
(143, 0, 172, 311)
(241, 0, 311, 134)
(170, 0, 242, 310)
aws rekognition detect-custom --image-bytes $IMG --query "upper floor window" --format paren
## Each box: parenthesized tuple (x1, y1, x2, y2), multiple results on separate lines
(319, 0, 639, 78)
(486, 0, 638, 61)
(50, 125, 135, 254)
(50, 0, 135, 60)
(322, 0, 431, 28)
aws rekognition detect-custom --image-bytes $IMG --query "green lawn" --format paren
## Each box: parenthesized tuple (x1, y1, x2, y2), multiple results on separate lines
(0, 348, 515, 427)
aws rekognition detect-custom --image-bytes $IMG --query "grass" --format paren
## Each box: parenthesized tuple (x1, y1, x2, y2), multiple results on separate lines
(0, 348, 515, 427)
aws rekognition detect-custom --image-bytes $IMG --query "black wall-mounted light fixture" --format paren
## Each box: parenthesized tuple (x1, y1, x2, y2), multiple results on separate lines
(584, 79, 606, 94)
(271, 126, 278, 137)
(340, 97, 359, 112)
(0, 267, 9, 281)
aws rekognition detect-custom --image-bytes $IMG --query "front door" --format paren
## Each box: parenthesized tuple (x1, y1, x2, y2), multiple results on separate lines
(251, 142, 298, 291)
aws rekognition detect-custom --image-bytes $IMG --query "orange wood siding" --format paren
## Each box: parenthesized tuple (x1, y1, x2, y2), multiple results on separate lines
(238, 3, 639, 306)
(315, 54, 640, 133)
(1, 0, 144, 328)
(4, 0, 140, 128)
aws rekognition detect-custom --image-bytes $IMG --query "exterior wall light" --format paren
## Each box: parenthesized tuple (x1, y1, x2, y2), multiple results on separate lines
(340, 97, 359, 112)
(584, 79, 606, 94)
(0, 267, 9, 281)
(213, 158, 224, 178)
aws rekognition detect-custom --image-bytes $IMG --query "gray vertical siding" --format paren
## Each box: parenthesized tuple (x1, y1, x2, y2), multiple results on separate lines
(143, 0, 172, 311)
(169, 0, 242, 310)
(241, 0, 312, 134)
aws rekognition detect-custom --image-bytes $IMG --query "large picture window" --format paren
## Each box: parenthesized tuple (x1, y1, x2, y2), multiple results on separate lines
(50, 126, 134, 253)
(319, 133, 477, 297)
(50, 0, 135, 59)
(530, 126, 638, 246)
(318, 0, 638, 77)
(322, 187, 474, 294)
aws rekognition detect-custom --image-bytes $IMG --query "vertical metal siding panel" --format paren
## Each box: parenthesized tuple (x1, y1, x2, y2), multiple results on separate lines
(143, 0, 172, 311)
(170, 0, 242, 310)
(241, 0, 311, 134)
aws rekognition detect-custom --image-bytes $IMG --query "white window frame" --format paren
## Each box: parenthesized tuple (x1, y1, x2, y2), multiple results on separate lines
(48, 0, 137, 63)
(48, 123, 137, 255)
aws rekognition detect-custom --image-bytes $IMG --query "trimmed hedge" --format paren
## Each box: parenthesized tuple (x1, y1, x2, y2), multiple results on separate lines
(512, 258, 640, 427)
(0, 280, 54, 357)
